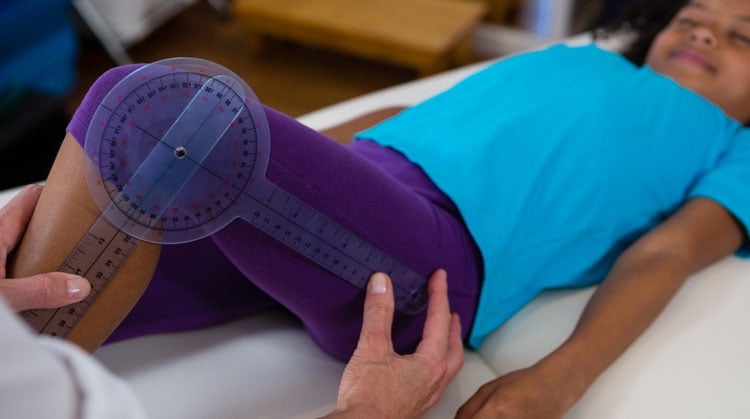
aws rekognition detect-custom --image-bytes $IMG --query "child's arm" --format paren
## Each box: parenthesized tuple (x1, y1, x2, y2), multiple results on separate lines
(457, 197, 745, 418)
(8, 133, 161, 353)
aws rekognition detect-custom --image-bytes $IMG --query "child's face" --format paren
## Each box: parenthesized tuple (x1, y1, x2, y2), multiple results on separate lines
(645, 0, 750, 123)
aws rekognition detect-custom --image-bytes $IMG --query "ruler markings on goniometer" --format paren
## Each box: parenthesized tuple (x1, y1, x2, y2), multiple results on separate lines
(21, 217, 139, 336)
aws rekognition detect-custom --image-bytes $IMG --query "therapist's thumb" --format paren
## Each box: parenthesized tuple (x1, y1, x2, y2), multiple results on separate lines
(0, 273, 90, 312)
(358, 272, 396, 353)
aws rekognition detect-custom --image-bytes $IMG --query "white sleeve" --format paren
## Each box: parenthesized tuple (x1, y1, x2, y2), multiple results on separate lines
(0, 302, 146, 419)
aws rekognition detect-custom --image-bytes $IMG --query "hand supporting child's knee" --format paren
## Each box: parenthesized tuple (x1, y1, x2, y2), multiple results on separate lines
(0, 184, 91, 311)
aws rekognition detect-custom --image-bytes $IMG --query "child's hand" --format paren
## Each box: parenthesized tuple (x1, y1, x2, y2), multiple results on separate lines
(456, 363, 574, 419)
(0, 185, 90, 311)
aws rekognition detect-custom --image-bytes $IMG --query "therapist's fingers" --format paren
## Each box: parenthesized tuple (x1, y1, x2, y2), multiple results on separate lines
(446, 313, 464, 382)
(331, 270, 463, 418)
(0, 184, 43, 277)
(416, 269, 459, 356)
(417, 269, 464, 375)
(0, 184, 91, 311)
(0, 273, 91, 312)
(356, 272, 396, 355)
(414, 269, 464, 406)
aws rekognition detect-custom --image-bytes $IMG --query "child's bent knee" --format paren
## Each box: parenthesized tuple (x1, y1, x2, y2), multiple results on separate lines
(10, 133, 161, 352)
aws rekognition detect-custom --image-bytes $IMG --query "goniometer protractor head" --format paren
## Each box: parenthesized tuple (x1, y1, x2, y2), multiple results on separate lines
(84, 57, 271, 244)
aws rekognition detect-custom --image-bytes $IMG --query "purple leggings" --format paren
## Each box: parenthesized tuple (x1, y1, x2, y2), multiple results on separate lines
(67, 65, 482, 360)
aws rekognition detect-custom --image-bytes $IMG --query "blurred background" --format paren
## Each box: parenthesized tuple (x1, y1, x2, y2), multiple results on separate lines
(0, 0, 635, 190)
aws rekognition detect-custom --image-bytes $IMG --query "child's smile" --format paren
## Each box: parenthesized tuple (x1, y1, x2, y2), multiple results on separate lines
(646, 0, 750, 123)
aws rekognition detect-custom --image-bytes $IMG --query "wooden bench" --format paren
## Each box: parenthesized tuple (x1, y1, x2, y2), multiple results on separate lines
(234, 0, 487, 76)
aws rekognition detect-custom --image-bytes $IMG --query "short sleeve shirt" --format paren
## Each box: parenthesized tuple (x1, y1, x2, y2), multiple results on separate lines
(356, 43, 750, 348)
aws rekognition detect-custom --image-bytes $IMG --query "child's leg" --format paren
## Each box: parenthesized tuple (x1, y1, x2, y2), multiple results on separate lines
(106, 237, 281, 344)
(61, 65, 280, 345)
(209, 107, 482, 360)
(60, 65, 482, 360)
(8, 133, 162, 352)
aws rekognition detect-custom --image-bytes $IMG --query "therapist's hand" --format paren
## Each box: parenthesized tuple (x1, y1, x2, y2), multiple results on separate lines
(326, 269, 464, 419)
(0, 184, 90, 311)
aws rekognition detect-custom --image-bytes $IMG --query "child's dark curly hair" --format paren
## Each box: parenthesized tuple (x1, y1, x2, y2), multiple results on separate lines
(594, 0, 689, 65)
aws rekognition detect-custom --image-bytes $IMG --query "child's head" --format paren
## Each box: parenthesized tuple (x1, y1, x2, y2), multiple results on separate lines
(598, 0, 750, 124)
(645, 0, 750, 123)
(595, 0, 688, 66)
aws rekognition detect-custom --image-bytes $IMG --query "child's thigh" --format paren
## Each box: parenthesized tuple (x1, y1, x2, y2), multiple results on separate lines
(210, 108, 481, 359)
(109, 237, 279, 343)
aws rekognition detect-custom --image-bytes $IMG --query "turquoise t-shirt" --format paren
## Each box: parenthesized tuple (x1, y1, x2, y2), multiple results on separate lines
(356, 43, 750, 349)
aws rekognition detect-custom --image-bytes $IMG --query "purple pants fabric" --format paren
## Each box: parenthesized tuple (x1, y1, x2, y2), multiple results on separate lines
(66, 65, 482, 360)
